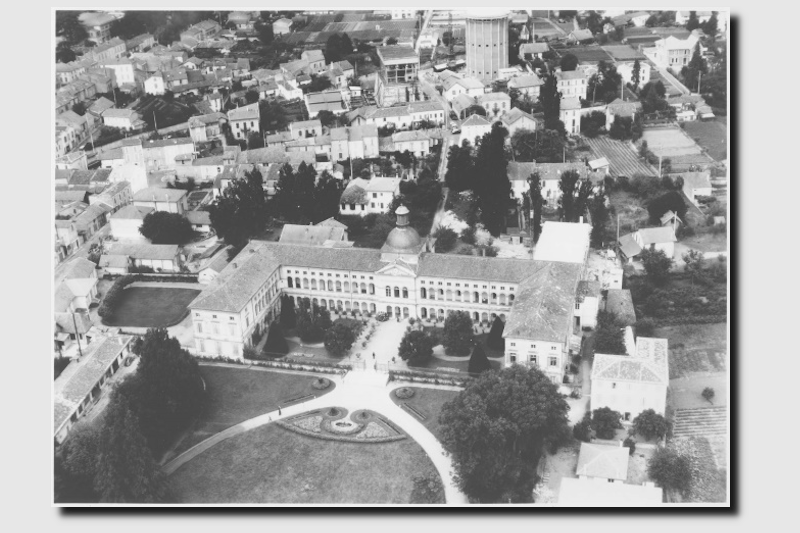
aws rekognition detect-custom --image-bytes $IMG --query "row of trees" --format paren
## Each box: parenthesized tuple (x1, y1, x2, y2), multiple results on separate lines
(271, 162, 344, 224)
(444, 124, 512, 236)
(55, 329, 205, 503)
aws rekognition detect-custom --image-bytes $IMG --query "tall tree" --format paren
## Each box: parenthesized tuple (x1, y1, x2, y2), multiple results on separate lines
(55, 423, 101, 503)
(129, 328, 205, 453)
(473, 124, 511, 236)
(263, 320, 289, 356)
(438, 365, 571, 502)
(525, 172, 544, 242)
(703, 12, 719, 41)
(631, 409, 670, 440)
(208, 167, 269, 249)
(442, 311, 475, 356)
(56, 11, 88, 45)
(681, 43, 707, 93)
(559, 53, 578, 72)
(685, 11, 700, 31)
(631, 59, 642, 90)
(557, 170, 580, 221)
(540, 75, 563, 132)
(93, 387, 167, 503)
(468, 343, 493, 375)
(444, 141, 476, 192)
(648, 447, 693, 495)
(280, 294, 296, 329)
(398, 330, 435, 367)
(486, 317, 506, 351)
(589, 189, 610, 248)
(323, 322, 356, 357)
(588, 61, 623, 104)
(640, 248, 673, 285)
(593, 310, 627, 355)
(313, 170, 345, 222)
(138, 211, 194, 244)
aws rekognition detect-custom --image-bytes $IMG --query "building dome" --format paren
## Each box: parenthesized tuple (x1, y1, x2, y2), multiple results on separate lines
(382, 205, 422, 253)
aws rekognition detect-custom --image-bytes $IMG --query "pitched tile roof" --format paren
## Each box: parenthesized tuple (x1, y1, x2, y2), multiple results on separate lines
(186, 210, 211, 225)
(377, 45, 419, 63)
(636, 226, 676, 245)
(279, 224, 347, 246)
(576, 443, 630, 481)
(501, 107, 537, 126)
(133, 187, 188, 202)
(503, 261, 583, 342)
(227, 102, 260, 121)
(417, 254, 537, 283)
(340, 184, 368, 204)
(461, 114, 491, 127)
(618, 233, 642, 258)
(605, 289, 637, 326)
(592, 337, 669, 384)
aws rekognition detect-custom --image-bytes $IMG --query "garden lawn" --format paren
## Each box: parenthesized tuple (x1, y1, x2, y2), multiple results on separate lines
(682, 118, 727, 162)
(413, 356, 501, 375)
(164, 365, 334, 461)
(102, 287, 200, 328)
(653, 323, 727, 379)
(390, 387, 461, 441)
(680, 231, 728, 253)
(169, 424, 444, 504)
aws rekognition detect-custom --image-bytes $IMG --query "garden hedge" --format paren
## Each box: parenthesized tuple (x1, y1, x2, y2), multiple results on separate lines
(97, 275, 135, 319)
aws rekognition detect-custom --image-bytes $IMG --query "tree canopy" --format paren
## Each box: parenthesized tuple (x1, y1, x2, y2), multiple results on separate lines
(208, 167, 269, 249)
(559, 53, 578, 72)
(640, 248, 673, 285)
(588, 61, 622, 104)
(540, 75, 563, 132)
(473, 124, 511, 236)
(138, 211, 194, 244)
(510, 128, 565, 163)
(558, 170, 593, 222)
(648, 447, 693, 495)
(296, 301, 332, 343)
(443, 311, 475, 356)
(324, 322, 356, 357)
(631, 409, 670, 440)
(593, 310, 627, 355)
(398, 330, 435, 367)
(444, 141, 476, 192)
(438, 365, 571, 502)
(591, 407, 623, 439)
(486, 317, 505, 351)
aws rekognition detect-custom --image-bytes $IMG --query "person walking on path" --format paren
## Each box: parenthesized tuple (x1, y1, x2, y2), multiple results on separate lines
(372, 352, 375, 359)
(278, 406, 282, 416)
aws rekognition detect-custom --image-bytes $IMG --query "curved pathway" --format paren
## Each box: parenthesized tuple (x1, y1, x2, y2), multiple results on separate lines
(163, 368, 469, 504)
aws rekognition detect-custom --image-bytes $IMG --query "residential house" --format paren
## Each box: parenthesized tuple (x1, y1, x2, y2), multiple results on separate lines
(109, 204, 154, 241)
(186, 209, 213, 233)
(290, 119, 323, 140)
(56, 151, 89, 171)
(79, 11, 117, 44)
(500, 107, 540, 139)
(591, 336, 669, 420)
(227, 103, 261, 141)
(675, 11, 713, 26)
(667, 94, 715, 121)
(330, 125, 380, 161)
(300, 50, 326, 74)
(498, 66, 524, 80)
(85, 37, 127, 62)
(368, 106, 413, 130)
(89, 181, 133, 214)
(198, 247, 234, 285)
(451, 94, 478, 121)
(102, 243, 182, 272)
(391, 130, 433, 157)
(188, 112, 228, 143)
(645, 34, 704, 70)
(477, 92, 511, 118)
(227, 11, 257, 31)
(119, 138, 195, 171)
(507, 161, 593, 204)
(675, 171, 713, 204)
(278, 80, 304, 100)
(99, 58, 136, 87)
(443, 76, 485, 102)
(518, 42, 550, 62)
(507, 74, 543, 100)
(408, 101, 446, 126)
(568, 29, 594, 44)
(180, 20, 222, 43)
(204, 91, 227, 113)
(54, 217, 82, 262)
(273, 17, 293, 36)
(125, 33, 155, 53)
(101, 108, 146, 131)
(305, 90, 348, 118)
(605, 98, 643, 129)
(132, 187, 189, 214)
(560, 96, 582, 135)
(556, 70, 588, 99)
(144, 71, 167, 95)
(87, 96, 115, 119)
(558, 477, 663, 505)
(98, 148, 125, 169)
(340, 177, 402, 216)
(618, 226, 677, 262)
(460, 114, 492, 145)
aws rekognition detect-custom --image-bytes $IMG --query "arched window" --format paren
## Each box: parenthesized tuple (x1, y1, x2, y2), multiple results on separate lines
(403, 307, 409, 317)
(500, 313, 506, 321)
(473, 291, 479, 303)
(395, 306, 401, 316)
(343, 282, 350, 292)
(438, 289, 444, 297)
(335, 281, 342, 292)
(445, 290, 452, 301)
(456, 290, 461, 298)
(369, 283, 375, 295)
(387, 305, 393, 315)
(402, 287, 408, 299)
(481, 312, 488, 322)
(491, 292, 497, 302)
(421, 287, 427, 299)
(394, 287, 400, 298)
(327, 280, 333, 291)
(312, 298, 318, 305)
(336, 300, 343, 311)
(473, 312, 479, 321)
(311, 279, 317, 290)
(481, 292, 488, 304)
(320, 300, 327, 308)
(303, 278, 309, 289)
(295, 277, 301, 288)
(361, 283, 367, 294)
(438, 308, 445, 317)
(345, 301, 351, 310)
(430, 291, 435, 300)
(287, 277, 294, 288)
(421, 308, 427, 318)
(499, 294, 506, 305)
(386, 286, 392, 297)
(509, 294, 515, 302)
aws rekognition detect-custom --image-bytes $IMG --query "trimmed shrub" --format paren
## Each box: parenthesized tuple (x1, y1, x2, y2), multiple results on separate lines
(261, 321, 289, 357)
(311, 378, 331, 390)
(573, 413, 592, 442)
(591, 407, 623, 439)
(394, 387, 415, 400)
(623, 437, 636, 456)
(97, 275, 135, 320)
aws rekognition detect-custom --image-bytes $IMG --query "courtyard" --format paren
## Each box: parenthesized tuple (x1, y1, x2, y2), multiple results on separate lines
(101, 286, 201, 328)
(168, 420, 445, 504)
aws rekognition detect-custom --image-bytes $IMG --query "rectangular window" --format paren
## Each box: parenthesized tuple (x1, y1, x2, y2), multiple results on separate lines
(196, 322, 203, 334)
(549, 357, 558, 367)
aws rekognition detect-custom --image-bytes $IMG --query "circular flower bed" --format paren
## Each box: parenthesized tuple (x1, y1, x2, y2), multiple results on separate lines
(394, 387, 415, 400)
(311, 378, 331, 390)
(351, 409, 375, 423)
(323, 407, 347, 420)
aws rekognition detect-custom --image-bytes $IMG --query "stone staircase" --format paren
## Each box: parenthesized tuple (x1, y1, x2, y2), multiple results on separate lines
(672, 406, 727, 438)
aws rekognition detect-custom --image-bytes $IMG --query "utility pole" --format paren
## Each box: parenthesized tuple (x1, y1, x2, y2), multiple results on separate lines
(153, 111, 158, 133)
(85, 113, 96, 153)
(616, 213, 620, 247)
(697, 70, 702, 94)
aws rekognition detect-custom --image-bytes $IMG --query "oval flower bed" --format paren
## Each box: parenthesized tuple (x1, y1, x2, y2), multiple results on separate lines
(278, 408, 405, 443)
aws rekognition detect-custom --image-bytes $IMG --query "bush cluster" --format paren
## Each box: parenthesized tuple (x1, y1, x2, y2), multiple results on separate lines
(311, 378, 331, 390)
(97, 275, 135, 319)
(394, 387, 415, 400)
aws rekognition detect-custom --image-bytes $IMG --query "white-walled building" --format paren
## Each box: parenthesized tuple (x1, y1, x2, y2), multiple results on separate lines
(556, 70, 589, 99)
(340, 177, 402, 216)
(591, 337, 669, 421)
(460, 114, 492, 145)
(560, 97, 582, 135)
(228, 103, 261, 141)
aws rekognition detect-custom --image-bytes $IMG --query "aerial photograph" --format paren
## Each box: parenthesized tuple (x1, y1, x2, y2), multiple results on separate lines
(53, 8, 730, 506)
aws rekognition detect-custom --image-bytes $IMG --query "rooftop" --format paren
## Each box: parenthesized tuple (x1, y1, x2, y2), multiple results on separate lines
(507, 74, 544, 89)
(533, 222, 591, 265)
(592, 336, 669, 385)
(377, 45, 419, 64)
(105, 243, 180, 261)
(605, 289, 637, 326)
(133, 187, 188, 203)
(279, 224, 348, 246)
(227, 103, 260, 121)
(576, 443, 630, 481)
(558, 477, 663, 506)
(637, 226, 677, 245)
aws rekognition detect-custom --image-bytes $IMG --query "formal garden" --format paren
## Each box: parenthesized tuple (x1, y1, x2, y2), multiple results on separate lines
(390, 387, 460, 441)
(98, 278, 201, 328)
(161, 364, 336, 463)
(168, 417, 445, 504)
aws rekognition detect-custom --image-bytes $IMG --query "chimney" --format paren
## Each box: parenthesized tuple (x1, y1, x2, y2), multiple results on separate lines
(579, 216, 584, 224)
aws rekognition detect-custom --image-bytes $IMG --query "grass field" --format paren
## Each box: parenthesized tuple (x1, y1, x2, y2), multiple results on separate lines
(102, 287, 200, 327)
(390, 387, 461, 441)
(653, 323, 727, 379)
(584, 136, 656, 177)
(169, 424, 444, 504)
(670, 436, 727, 503)
(163, 365, 334, 462)
(682, 119, 728, 162)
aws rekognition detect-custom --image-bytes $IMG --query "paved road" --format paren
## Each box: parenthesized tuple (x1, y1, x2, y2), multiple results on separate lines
(162, 366, 470, 504)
